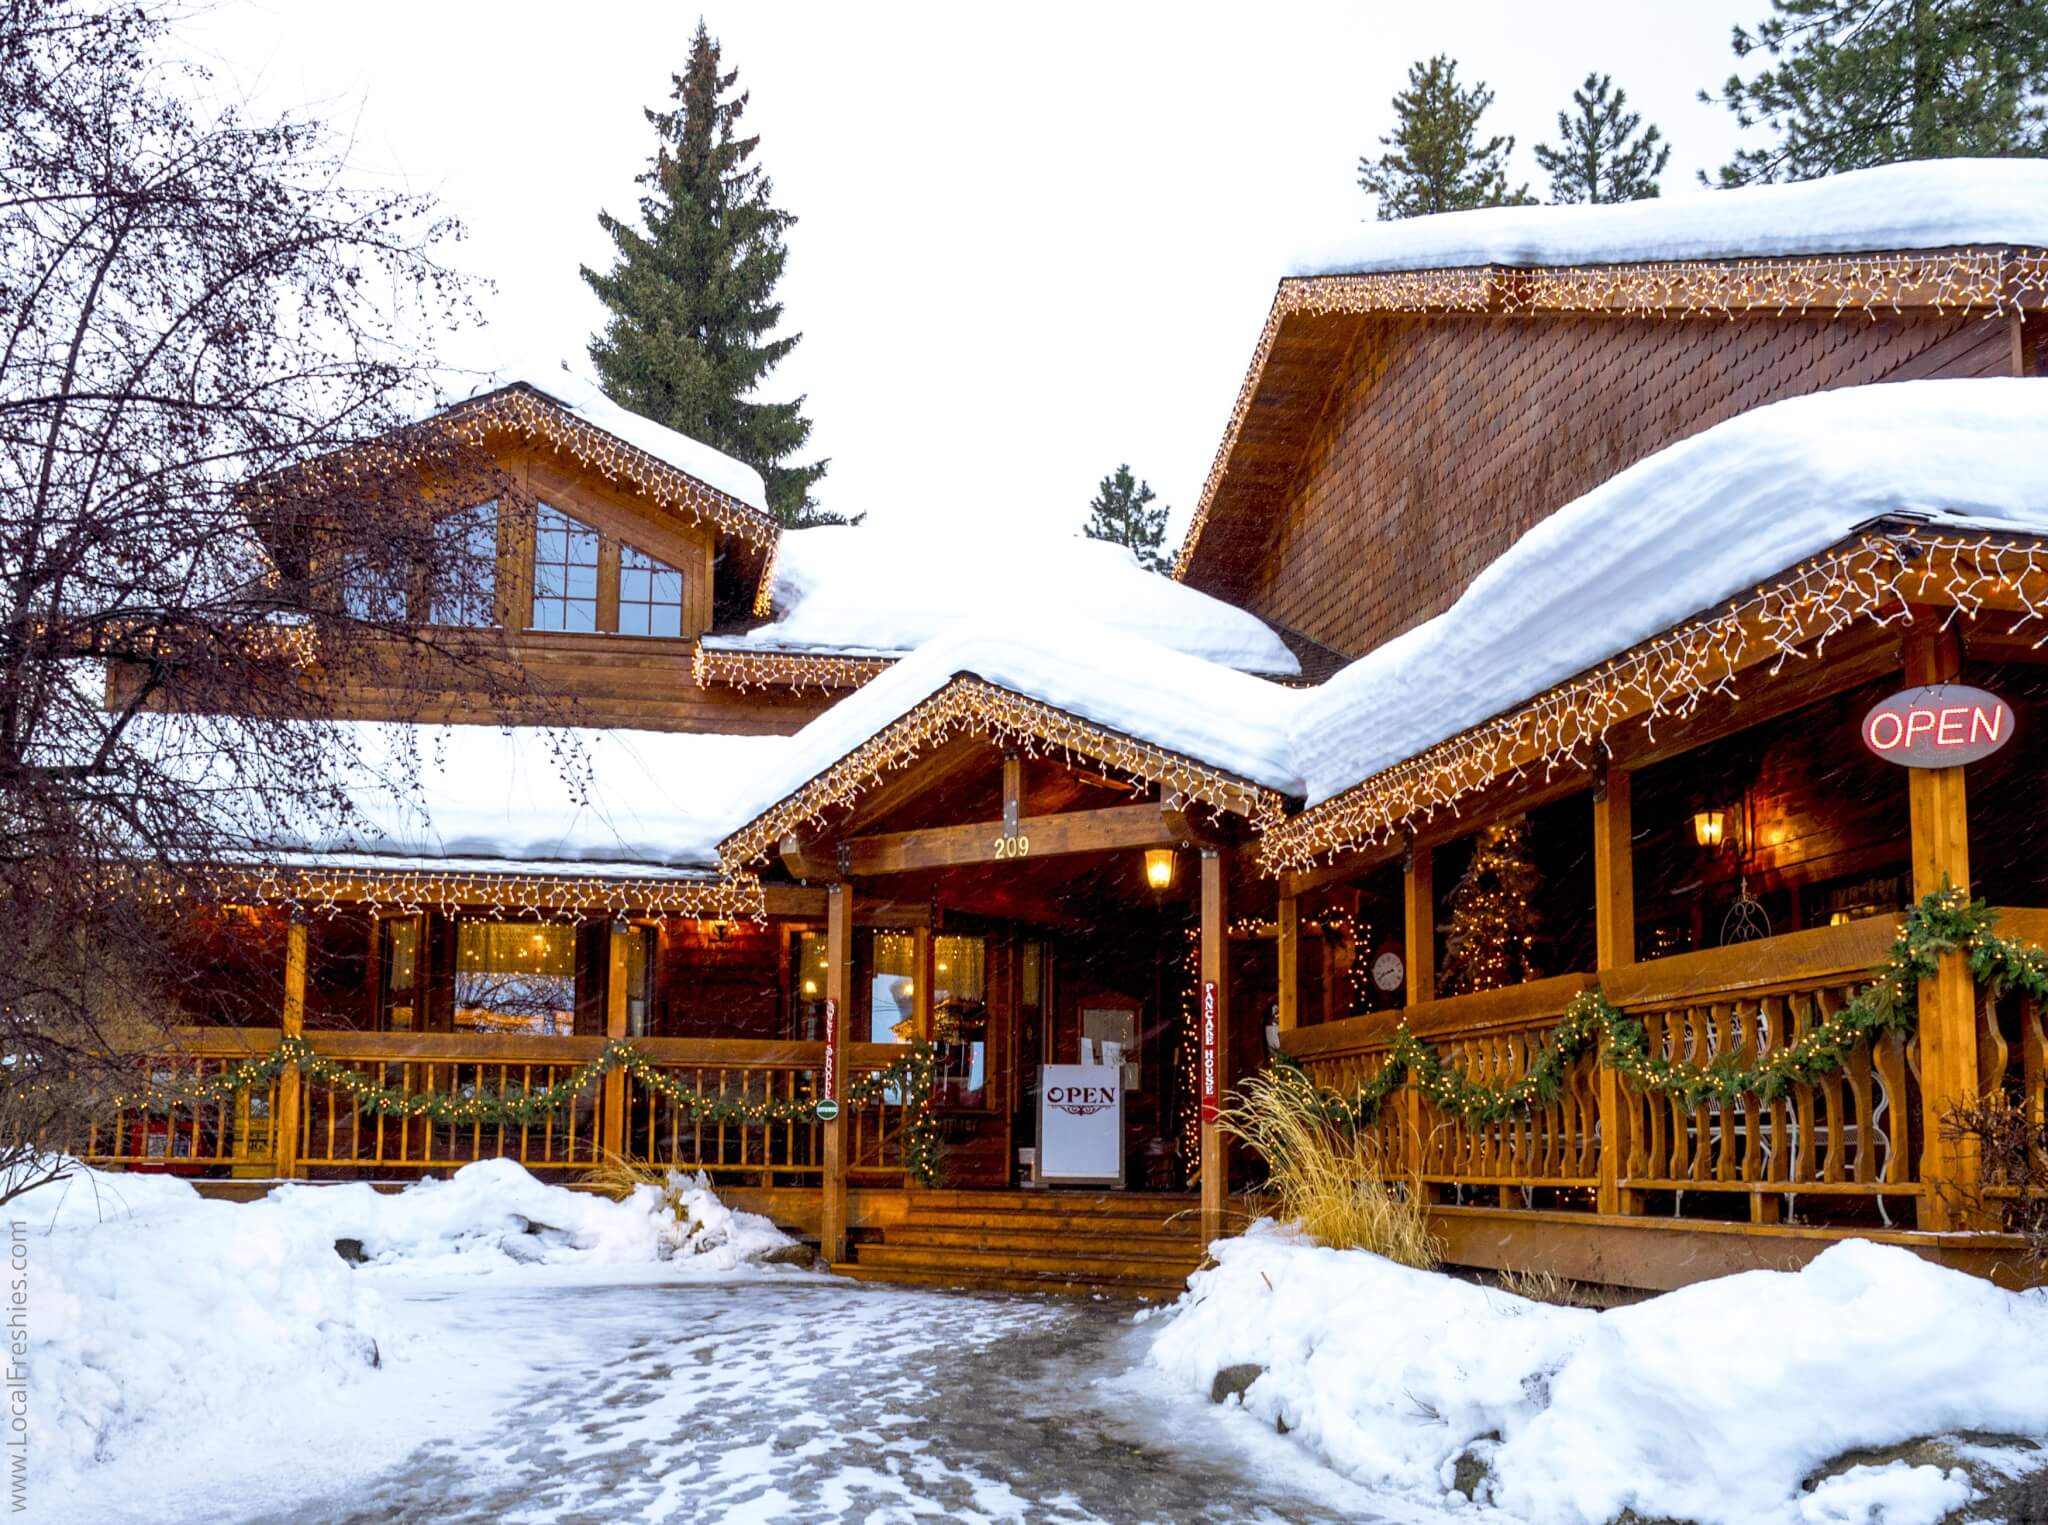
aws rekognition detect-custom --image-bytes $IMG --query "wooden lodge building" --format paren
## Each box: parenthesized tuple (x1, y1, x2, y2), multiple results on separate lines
(84, 160, 2048, 1295)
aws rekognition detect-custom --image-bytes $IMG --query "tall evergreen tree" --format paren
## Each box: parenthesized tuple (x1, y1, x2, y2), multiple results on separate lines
(1081, 465, 1170, 573)
(583, 21, 840, 527)
(1534, 72, 1671, 203)
(1704, 0, 2048, 186)
(1358, 55, 1535, 219)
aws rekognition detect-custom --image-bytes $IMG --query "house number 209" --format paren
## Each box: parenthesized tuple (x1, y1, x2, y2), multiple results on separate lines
(992, 833, 1031, 860)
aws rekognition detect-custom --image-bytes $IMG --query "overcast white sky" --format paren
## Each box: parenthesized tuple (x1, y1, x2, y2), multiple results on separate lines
(183, 1, 1762, 541)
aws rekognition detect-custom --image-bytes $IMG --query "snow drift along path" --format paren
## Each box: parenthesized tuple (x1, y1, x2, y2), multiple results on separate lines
(1148, 1221, 2048, 1525)
(23, 1159, 802, 1522)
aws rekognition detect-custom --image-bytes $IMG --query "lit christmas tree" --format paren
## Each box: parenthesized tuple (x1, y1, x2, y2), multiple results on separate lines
(1440, 816, 1543, 995)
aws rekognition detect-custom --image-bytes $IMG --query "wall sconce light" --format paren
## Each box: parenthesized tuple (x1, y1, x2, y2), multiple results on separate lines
(1692, 809, 1727, 849)
(1144, 848, 1177, 890)
(709, 919, 730, 943)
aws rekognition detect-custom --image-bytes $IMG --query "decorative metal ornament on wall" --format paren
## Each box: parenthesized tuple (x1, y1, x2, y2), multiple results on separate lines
(1721, 874, 1773, 945)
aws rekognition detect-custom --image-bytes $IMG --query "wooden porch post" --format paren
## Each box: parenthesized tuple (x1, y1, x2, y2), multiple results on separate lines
(1401, 844, 1434, 1189)
(912, 925, 933, 1041)
(1905, 627, 1982, 1230)
(821, 882, 853, 1263)
(1276, 894, 1299, 1034)
(1592, 765, 1640, 1216)
(601, 919, 630, 1161)
(275, 915, 307, 1180)
(1403, 843, 1434, 1004)
(1199, 848, 1230, 1246)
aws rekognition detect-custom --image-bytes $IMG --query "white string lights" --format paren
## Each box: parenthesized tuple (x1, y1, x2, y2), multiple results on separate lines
(1262, 527, 2048, 874)
(718, 675, 1288, 872)
(692, 645, 894, 694)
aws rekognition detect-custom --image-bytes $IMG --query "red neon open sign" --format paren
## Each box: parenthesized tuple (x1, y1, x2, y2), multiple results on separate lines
(1861, 685, 2014, 768)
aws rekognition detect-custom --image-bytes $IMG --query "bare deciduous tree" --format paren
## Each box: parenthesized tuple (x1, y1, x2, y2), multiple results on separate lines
(0, 0, 568, 1181)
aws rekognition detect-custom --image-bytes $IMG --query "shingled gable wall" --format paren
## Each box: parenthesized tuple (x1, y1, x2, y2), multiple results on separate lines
(1200, 309, 2025, 661)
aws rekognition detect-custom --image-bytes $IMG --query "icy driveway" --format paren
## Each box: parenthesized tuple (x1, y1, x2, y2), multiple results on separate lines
(231, 1275, 1410, 1524)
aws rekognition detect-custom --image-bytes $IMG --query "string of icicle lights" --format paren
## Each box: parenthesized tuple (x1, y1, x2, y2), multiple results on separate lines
(1172, 248, 2048, 579)
(1260, 527, 2048, 874)
(692, 645, 894, 694)
(719, 675, 1287, 872)
(232, 865, 766, 923)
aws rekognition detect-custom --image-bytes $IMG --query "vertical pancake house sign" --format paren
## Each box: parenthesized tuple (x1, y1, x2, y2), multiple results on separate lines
(1861, 685, 2014, 768)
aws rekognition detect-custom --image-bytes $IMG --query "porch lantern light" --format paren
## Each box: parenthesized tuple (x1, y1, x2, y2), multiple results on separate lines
(1692, 810, 1727, 849)
(1144, 848, 1177, 890)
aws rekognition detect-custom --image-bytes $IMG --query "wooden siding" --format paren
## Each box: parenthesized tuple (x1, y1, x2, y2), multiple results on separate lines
(1194, 310, 2021, 660)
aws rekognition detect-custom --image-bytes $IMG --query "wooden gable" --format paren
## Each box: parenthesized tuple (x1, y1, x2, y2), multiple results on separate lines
(1176, 252, 2043, 663)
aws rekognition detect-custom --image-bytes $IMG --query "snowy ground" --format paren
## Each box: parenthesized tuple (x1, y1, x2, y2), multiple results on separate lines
(30, 1162, 2048, 1524)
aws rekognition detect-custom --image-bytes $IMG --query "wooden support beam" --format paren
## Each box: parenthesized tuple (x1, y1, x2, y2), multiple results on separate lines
(1200, 848, 1231, 1247)
(1276, 894, 1299, 1033)
(275, 917, 307, 1180)
(1904, 626, 1982, 1230)
(1592, 765, 1640, 1217)
(778, 832, 842, 884)
(841, 802, 1184, 877)
(821, 883, 852, 1262)
(913, 925, 933, 1041)
(1403, 842, 1435, 1006)
(1002, 752, 1023, 836)
(602, 920, 630, 1161)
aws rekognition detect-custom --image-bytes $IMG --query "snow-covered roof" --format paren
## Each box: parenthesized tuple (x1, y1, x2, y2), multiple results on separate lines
(1292, 158, 2048, 279)
(463, 361, 770, 513)
(1289, 377, 2048, 808)
(734, 525, 1302, 676)
(282, 723, 787, 871)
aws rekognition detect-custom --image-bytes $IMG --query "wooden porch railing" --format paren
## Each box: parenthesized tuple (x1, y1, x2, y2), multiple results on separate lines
(1281, 910, 2047, 1227)
(69, 1030, 913, 1186)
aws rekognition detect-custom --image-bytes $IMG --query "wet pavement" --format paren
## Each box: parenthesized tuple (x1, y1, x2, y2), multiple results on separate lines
(249, 1276, 1409, 1524)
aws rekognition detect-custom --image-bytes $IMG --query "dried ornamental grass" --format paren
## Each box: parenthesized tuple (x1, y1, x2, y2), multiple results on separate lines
(1220, 1066, 1442, 1270)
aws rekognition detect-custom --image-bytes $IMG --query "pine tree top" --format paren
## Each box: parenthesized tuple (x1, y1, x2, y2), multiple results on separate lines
(1358, 55, 1536, 220)
(1533, 71, 1671, 204)
(582, 21, 843, 528)
(1081, 464, 1171, 574)
(1704, 0, 2048, 186)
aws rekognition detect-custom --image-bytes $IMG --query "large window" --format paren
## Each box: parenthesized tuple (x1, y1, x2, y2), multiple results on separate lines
(870, 932, 918, 1044)
(531, 503, 599, 632)
(618, 542, 685, 637)
(453, 921, 576, 1035)
(931, 935, 987, 1109)
(341, 555, 409, 623)
(430, 501, 499, 627)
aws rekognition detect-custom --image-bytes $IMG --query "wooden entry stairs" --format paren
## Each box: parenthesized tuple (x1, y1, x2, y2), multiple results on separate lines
(833, 1189, 1204, 1300)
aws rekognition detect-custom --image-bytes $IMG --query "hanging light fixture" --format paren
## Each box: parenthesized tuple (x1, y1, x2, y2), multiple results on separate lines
(1692, 809, 1727, 848)
(1144, 849, 1177, 890)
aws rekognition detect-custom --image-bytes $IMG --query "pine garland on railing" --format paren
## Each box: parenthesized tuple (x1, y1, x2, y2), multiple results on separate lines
(1287, 885, 2033, 1129)
(113, 1038, 945, 1187)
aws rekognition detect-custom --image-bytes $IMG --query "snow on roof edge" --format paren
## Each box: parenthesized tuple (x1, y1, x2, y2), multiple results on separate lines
(1289, 158, 2048, 279)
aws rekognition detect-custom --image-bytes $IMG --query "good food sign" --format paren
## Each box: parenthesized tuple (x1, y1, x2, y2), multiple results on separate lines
(1861, 685, 2014, 769)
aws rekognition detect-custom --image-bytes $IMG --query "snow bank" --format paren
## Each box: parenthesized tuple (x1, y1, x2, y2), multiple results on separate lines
(743, 523, 1301, 676)
(466, 360, 769, 512)
(24, 1159, 799, 1501)
(1294, 157, 2048, 277)
(1291, 378, 2048, 806)
(1148, 1222, 2048, 1525)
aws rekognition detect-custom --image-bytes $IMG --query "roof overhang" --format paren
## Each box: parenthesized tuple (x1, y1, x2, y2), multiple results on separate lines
(716, 673, 1289, 875)
(1172, 246, 2048, 595)
(1261, 520, 2048, 877)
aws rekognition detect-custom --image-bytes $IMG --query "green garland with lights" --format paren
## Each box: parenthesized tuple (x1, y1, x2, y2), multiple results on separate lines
(1281, 885, 2035, 1129)
(122, 1037, 945, 1187)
